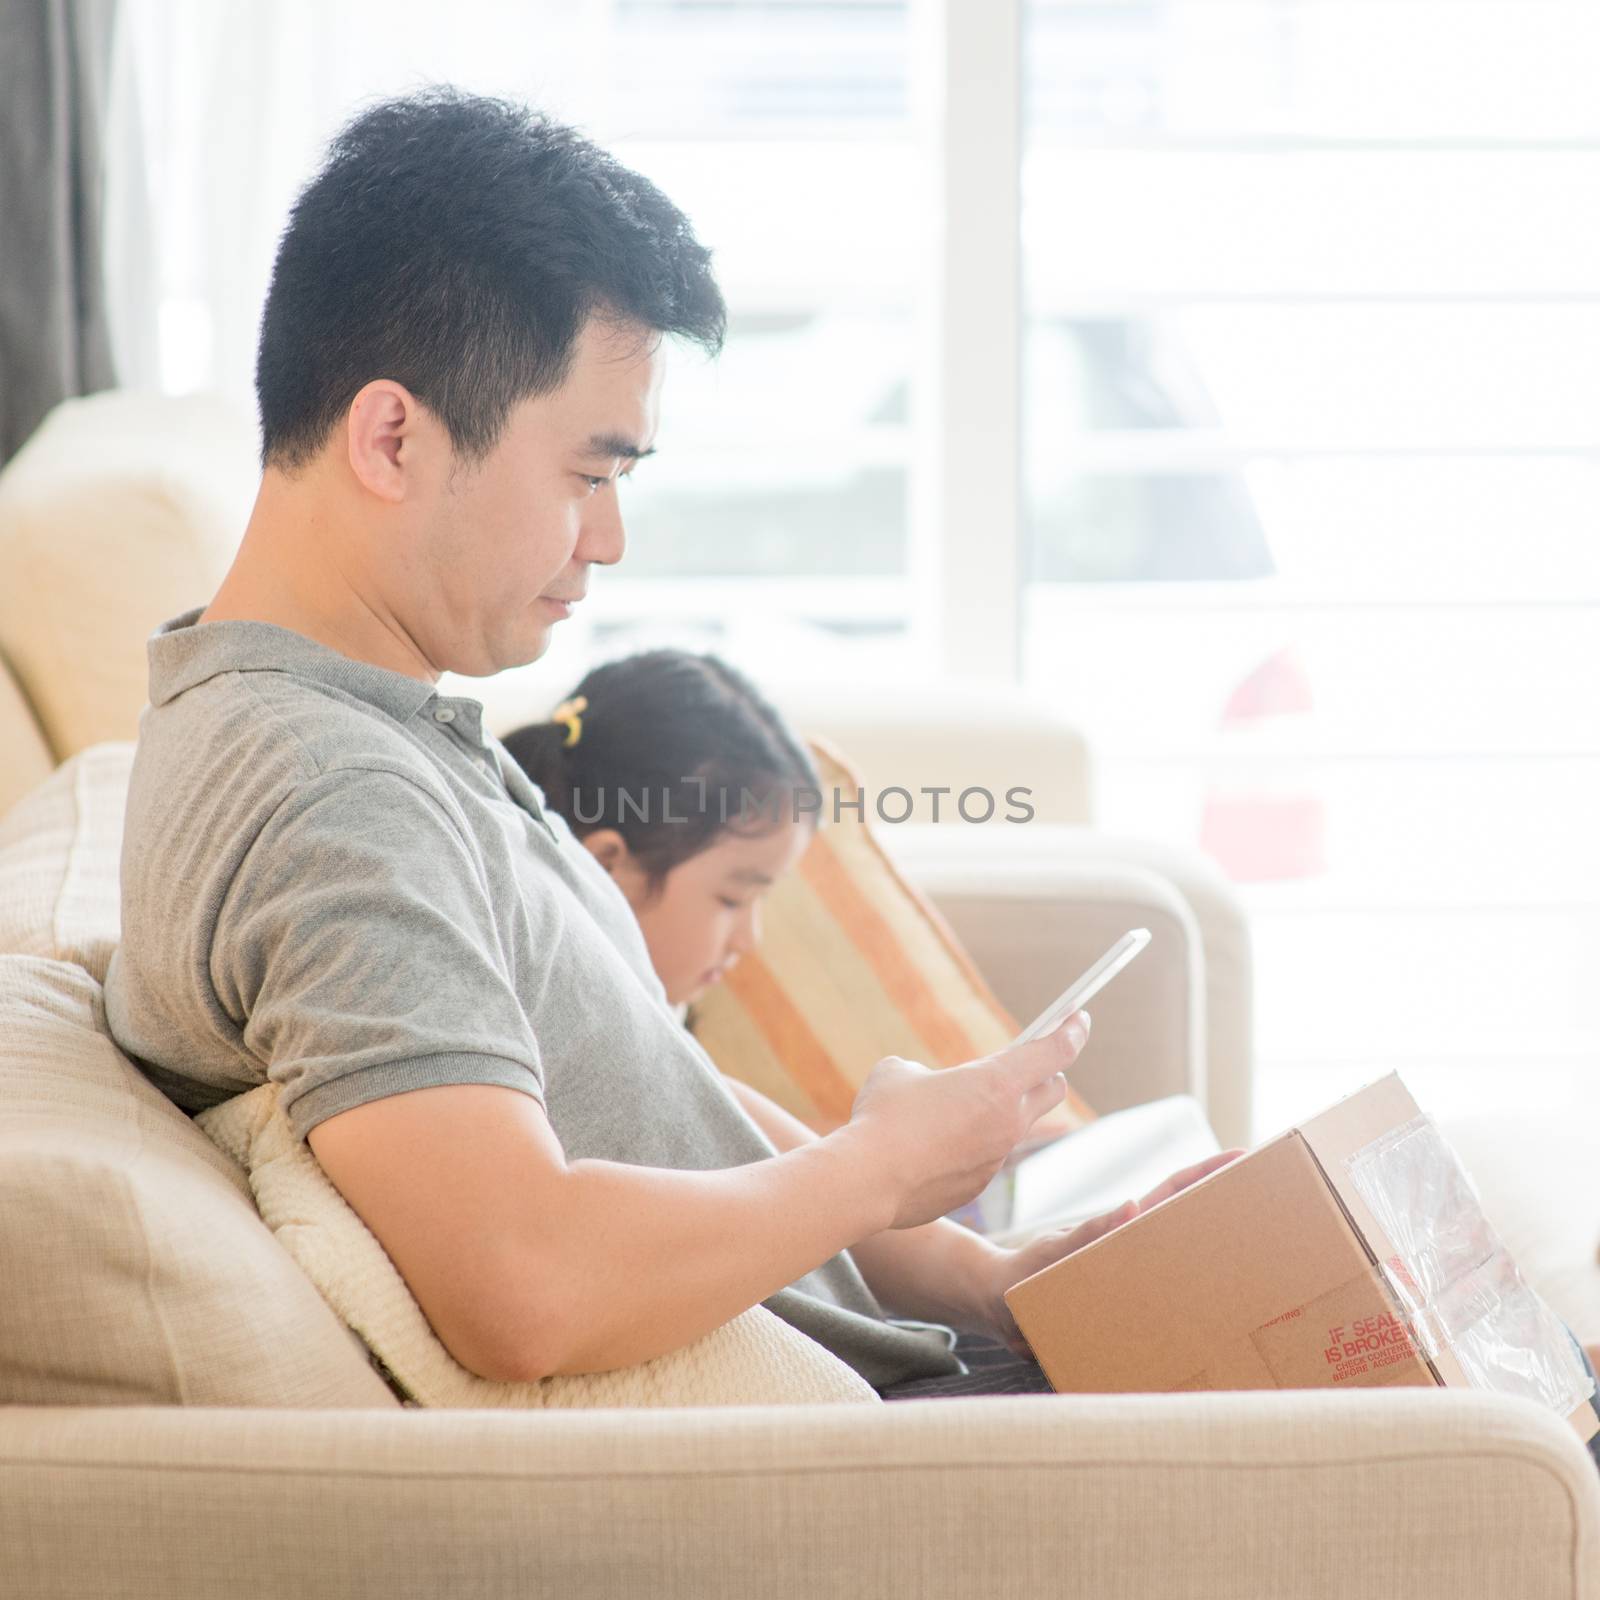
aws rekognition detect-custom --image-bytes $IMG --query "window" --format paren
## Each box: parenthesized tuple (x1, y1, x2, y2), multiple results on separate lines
(113, 0, 935, 683)
(1021, 0, 1600, 1132)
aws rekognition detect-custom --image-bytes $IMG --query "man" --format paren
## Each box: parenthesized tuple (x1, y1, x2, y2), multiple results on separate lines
(105, 89, 1230, 1395)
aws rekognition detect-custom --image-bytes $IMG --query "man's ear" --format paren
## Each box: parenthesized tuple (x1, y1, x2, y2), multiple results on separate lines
(345, 379, 422, 504)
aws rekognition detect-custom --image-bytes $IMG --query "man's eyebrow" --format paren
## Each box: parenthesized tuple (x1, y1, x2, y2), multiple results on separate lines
(581, 432, 656, 461)
(728, 868, 773, 886)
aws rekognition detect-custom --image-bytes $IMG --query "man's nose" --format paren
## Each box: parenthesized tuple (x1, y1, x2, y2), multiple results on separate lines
(579, 488, 627, 567)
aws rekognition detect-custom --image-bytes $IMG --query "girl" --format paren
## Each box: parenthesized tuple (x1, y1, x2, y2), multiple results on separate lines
(502, 648, 819, 1009)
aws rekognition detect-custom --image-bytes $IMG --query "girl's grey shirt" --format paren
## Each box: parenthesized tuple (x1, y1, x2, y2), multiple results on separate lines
(103, 608, 962, 1390)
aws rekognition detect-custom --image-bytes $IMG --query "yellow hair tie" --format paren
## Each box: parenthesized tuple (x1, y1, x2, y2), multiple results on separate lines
(551, 694, 588, 748)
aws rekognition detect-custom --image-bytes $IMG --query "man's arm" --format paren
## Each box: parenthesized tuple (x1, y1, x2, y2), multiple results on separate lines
(307, 1026, 1083, 1384)
(722, 1074, 1010, 1332)
(309, 1082, 893, 1381)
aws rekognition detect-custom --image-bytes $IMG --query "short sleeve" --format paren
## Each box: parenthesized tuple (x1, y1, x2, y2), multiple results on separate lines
(210, 767, 545, 1140)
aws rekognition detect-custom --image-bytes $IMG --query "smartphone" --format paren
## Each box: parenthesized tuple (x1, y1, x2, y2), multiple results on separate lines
(1013, 928, 1152, 1047)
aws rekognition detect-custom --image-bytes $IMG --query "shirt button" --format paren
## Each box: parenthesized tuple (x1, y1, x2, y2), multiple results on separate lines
(477, 759, 492, 777)
(433, 706, 457, 724)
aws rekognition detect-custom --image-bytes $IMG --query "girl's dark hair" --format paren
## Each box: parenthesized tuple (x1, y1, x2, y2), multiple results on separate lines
(256, 87, 725, 471)
(502, 650, 819, 891)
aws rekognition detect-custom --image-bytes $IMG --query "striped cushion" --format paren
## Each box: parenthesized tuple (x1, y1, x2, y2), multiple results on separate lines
(688, 741, 1096, 1137)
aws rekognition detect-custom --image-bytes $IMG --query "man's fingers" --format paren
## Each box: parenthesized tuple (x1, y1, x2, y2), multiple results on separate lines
(1003, 1011, 1090, 1085)
(1067, 1198, 1138, 1249)
(1075, 1196, 1139, 1241)
(1028, 1154, 1247, 1281)
(1135, 1148, 1244, 1212)
(1134, 1152, 1228, 1211)
(1019, 1070, 1068, 1124)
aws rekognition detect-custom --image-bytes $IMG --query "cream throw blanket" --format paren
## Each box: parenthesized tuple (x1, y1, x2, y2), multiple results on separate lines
(197, 1083, 877, 1408)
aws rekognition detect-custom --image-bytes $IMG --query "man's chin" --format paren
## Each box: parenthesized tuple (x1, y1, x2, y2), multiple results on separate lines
(481, 619, 554, 675)
(512, 623, 555, 667)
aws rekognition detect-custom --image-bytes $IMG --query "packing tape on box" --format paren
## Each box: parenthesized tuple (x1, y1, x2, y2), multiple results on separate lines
(1346, 1114, 1595, 1420)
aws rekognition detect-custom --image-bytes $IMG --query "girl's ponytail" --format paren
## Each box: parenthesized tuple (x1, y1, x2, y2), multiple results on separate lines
(500, 716, 580, 817)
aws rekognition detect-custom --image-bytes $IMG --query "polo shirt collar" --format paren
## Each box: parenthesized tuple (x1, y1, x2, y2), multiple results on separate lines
(148, 606, 448, 726)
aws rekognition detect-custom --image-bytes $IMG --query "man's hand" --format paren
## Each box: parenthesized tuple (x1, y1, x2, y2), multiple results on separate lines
(971, 1150, 1246, 1357)
(842, 1014, 1093, 1231)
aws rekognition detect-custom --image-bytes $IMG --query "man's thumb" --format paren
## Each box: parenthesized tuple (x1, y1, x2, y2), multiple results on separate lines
(1024, 1009, 1090, 1068)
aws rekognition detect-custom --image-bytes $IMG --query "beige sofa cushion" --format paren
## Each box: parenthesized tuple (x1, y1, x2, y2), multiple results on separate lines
(0, 742, 395, 1406)
(0, 650, 53, 821)
(0, 742, 131, 982)
(198, 1083, 879, 1407)
(0, 390, 255, 761)
(0, 955, 399, 1407)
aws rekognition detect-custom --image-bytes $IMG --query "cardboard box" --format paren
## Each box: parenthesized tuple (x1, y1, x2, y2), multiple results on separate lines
(1005, 1074, 1599, 1443)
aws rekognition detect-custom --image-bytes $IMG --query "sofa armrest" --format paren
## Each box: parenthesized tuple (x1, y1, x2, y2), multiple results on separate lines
(3, 1394, 1594, 1599)
(1074, 829, 1255, 1148)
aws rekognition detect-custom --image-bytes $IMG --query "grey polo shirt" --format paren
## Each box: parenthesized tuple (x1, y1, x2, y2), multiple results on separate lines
(103, 606, 961, 1390)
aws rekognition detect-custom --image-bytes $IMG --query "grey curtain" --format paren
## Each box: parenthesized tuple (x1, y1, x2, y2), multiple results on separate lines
(0, 0, 119, 467)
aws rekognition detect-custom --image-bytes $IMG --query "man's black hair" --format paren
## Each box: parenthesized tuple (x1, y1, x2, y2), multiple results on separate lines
(255, 87, 726, 470)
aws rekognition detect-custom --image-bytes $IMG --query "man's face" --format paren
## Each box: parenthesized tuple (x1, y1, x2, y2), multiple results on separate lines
(408, 316, 666, 677)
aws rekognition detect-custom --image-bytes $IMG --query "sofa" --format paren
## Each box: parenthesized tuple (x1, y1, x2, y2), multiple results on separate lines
(1, 392, 1597, 1598)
